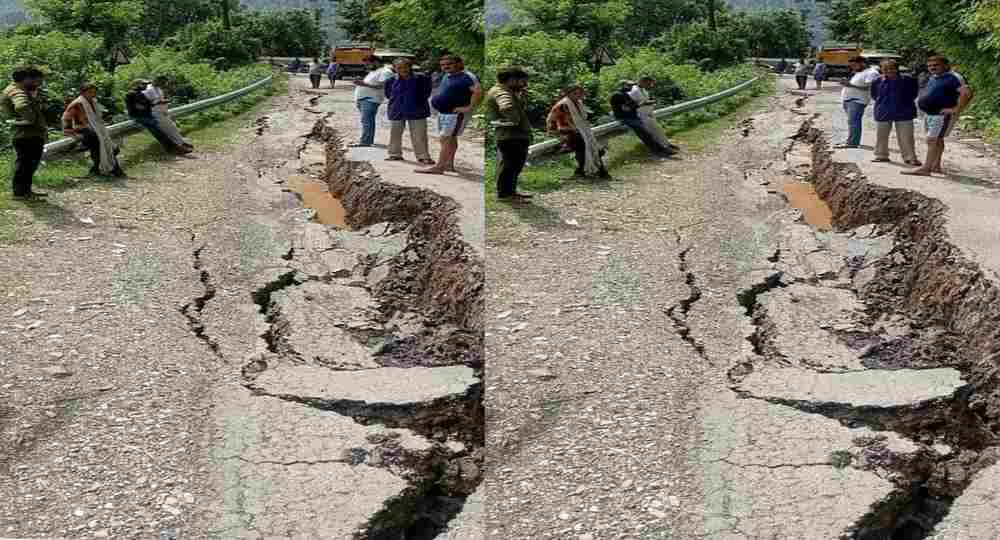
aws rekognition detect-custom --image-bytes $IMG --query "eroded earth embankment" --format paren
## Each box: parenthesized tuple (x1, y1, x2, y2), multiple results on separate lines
(730, 113, 1000, 538)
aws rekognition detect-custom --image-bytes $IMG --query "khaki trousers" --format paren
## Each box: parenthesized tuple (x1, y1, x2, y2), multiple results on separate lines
(388, 118, 430, 160)
(875, 120, 917, 161)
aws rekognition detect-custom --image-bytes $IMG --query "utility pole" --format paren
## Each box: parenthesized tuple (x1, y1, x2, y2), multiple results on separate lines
(707, 0, 717, 30)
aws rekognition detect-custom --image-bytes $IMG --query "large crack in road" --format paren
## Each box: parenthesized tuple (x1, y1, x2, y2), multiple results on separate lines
(179, 242, 223, 358)
(223, 115, 483, 539)
(720, 103, 1000, 538)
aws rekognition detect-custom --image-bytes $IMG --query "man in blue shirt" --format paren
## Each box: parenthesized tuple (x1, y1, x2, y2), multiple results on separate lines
(416, 55, 482, 175)
(384, 58, 434, 164)
(870, 59, 920, 165)
(903, 55, 974, 176)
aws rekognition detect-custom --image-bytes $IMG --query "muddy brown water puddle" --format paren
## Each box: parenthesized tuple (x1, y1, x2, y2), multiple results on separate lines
(783, 182, 833, 231)
(287, 175, 349, 229)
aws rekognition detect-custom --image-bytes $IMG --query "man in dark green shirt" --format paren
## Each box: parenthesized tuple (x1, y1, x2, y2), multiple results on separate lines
(486, 66, 532, 203)
(1, 66, 49, 199)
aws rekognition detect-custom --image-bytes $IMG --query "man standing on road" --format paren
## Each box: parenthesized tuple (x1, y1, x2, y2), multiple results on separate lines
(63, 83, 125, 177)
(326, 61, 339, 89)
(416, 55, 482, 175)
(835, 56, 881, 149)
(125, 79, 187, 155)
(486, 66, 533, 204)
(814, 60, 828, 90)
(384, 58, 434, 165)
(902, 55, 974, 177)
(351, 61, 395, 148)
(610, 80, 673, 157)
(308, 58, 324, 89)
(870, 59, 921, 166)
(793, 59, 809, 90)
(1, 66, 50, 199)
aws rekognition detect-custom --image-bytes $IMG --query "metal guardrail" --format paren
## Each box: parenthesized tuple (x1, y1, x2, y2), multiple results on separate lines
(527, 76, 761, 159)
(43, 75, 274, 158)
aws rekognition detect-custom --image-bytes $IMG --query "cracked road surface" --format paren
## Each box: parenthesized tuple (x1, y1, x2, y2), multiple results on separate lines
(2, 75, 484, 539)
(487, 76, 1000, 538)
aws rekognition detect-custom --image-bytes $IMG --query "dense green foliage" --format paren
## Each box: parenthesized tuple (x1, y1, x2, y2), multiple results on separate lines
(487, 0, 790, 129)
(825, 0, 1000, 139)
(0, 0, 286, 149)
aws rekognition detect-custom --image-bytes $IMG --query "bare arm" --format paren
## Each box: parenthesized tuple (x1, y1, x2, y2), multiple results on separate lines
(455, 82, 483, 114)
(944, 85, 974, 115)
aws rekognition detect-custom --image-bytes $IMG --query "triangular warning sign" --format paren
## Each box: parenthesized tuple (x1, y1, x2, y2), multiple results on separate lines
(592, 47, 615, 66)
(113, 48, 130, 65)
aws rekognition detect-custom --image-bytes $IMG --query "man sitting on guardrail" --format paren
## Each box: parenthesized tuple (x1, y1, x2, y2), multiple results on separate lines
(125, 80, 188, 155)
(629, 77, 677, 154)
(610, 80, 673, 157)
(63, 83, 124, 178)
(1, 66, 52, 199)
(144, 77, 194, 154)
(547, 84, 609, 179)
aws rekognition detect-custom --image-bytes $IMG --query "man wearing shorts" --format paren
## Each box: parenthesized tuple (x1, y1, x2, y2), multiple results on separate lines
(416, 55, 482, 175)
(903, 55, 973, 176)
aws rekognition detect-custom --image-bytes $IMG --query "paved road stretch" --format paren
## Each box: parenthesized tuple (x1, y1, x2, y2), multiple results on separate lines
(1, 75, 484, 539)
(485, 75, 1000, 539)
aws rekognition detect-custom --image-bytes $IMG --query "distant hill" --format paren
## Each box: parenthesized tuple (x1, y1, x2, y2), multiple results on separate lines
(485, 0, 511, 31)
(0, 0, 26, 27)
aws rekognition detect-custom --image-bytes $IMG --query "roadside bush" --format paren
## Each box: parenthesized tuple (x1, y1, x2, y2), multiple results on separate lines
(0, 31, 272, 149)
(485, 31, 595, 125)
(0, 30, 108, 147)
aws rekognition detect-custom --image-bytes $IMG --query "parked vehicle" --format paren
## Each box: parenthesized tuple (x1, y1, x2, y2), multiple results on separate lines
(330, 43, 376, 79)
(816, 44, 903, 78)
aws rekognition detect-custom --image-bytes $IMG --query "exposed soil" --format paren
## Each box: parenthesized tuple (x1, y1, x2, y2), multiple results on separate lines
(733, 111, 1000, 538)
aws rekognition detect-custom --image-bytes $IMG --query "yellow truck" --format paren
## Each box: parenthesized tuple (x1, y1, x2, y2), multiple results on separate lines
(817, 44, 903, 78)
(330, 43, 376, 79)
(329, 44, 418, 79)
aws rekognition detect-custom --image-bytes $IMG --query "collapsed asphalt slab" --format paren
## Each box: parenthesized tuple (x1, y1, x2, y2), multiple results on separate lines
(187, 77, 483, 538)
(715, 77, 1000, 538)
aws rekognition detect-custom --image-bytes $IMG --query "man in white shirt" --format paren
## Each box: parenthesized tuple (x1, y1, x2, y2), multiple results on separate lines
(836, 56, 881, 149)
(351, 62, 395, 147)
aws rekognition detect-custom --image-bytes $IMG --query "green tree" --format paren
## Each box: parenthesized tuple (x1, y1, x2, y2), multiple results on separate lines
(507, 0, 632, 72)
(338, 0, 384, 41)
(824, 0, 876, 44)
(174, 19, 261, 66)
(23, 0, 142, 52)
(142, 0, 217, 42)
(654, 18, 747, 70)
(486, 31, 592, 122)
(616, 0, 702, 48)
(375, 0, 485, 73)
(240, 9, 325, 57)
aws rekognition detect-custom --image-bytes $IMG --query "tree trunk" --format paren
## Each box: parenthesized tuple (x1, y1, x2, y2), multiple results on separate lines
(221, 0, 231, 30)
